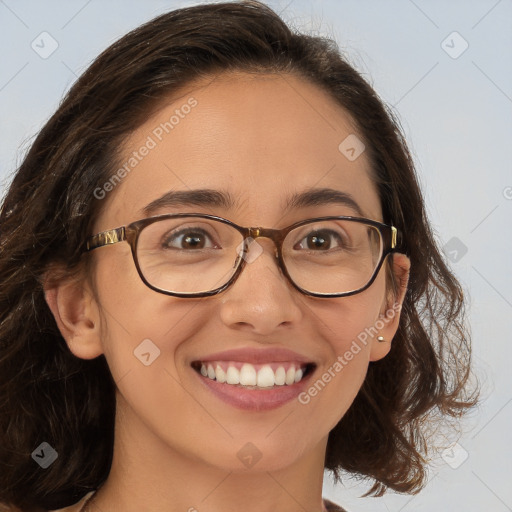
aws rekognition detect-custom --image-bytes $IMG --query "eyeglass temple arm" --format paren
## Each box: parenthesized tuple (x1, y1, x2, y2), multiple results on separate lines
(84, 227, 126, 252)
(391, 226, 398, 249)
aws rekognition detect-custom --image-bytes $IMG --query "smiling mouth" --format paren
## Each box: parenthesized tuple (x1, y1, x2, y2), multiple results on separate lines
(191, 360, 316, 389)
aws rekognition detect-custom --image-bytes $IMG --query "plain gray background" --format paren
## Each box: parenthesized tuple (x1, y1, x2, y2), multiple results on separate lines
(1, 0, 511, 510)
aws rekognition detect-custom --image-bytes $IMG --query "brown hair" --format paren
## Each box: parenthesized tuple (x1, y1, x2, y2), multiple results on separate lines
(0, 1, 477, 509)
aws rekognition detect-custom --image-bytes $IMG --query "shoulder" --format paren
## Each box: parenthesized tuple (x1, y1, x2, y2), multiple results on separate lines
(323, 497, 349, 512)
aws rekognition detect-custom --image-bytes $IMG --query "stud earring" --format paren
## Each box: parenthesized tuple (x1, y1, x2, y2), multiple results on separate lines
(377, 336, 386, 342)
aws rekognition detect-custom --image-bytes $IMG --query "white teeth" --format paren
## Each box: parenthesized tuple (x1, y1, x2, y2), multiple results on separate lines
(226, 366, 240, 385)
(198, 362, 307, 388)
(239, 363, 257, 385)
(274, 366, 286, 386)
(285, 367, 296, 385)
(215, 364, 226, 383)
(256, 365, 275, 387)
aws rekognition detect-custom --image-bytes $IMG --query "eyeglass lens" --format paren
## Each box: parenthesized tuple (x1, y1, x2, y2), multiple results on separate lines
(136, 216, 383, 295)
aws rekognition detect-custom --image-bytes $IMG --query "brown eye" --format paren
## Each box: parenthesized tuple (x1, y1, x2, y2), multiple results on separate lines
(162, 228, 218, 250)
(294, 230, 346, 251)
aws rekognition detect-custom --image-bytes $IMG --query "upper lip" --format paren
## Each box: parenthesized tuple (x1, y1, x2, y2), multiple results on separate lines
(192, 347, 315, 365)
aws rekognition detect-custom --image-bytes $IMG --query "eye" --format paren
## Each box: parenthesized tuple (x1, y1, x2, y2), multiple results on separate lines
(294, 229, 347, 251)
(162, 227, 219, 250)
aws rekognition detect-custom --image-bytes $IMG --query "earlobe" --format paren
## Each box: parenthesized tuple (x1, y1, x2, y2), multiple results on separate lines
(44, 273, 104, 360)
(369, 252, 411, 362)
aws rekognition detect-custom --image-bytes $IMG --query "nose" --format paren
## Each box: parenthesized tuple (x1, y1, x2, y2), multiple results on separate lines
(218, 237, 303, 335)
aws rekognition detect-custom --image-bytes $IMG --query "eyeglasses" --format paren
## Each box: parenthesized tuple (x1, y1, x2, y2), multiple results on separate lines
(83, 213, 399, 298)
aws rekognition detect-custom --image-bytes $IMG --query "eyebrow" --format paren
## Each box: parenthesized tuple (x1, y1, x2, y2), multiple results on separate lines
(142, 187, 365, 217)
(286, 187, 365, 217)
(142, 189, 237, 216)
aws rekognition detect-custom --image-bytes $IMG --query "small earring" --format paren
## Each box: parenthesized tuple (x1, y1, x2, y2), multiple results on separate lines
(377, 336, 386, 342)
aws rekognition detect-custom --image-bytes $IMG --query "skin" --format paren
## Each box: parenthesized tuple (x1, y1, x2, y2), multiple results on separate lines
(45, 72, 410, 512)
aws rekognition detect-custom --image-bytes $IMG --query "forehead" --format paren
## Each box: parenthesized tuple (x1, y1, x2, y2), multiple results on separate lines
(100, 72, 381, 227)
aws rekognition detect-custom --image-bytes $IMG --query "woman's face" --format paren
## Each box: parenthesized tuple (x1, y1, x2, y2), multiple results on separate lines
(72, 72, 409, 472)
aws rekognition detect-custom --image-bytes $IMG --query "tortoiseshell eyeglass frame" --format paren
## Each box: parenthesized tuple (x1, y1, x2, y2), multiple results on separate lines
(83, 213, 399, 298)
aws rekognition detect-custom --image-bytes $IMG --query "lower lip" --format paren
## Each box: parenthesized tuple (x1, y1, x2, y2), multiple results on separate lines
(193, 367, 314, 411)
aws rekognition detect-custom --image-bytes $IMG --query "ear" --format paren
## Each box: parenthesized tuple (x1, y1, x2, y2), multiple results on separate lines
(44, 270, 104, 360)
(369, 252, 411, 362)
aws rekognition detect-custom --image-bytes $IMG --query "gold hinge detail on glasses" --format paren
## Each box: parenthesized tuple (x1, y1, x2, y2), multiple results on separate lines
(86, 227, 125, 251)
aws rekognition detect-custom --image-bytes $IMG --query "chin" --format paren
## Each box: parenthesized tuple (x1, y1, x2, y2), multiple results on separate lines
(196, 440, 311, 474)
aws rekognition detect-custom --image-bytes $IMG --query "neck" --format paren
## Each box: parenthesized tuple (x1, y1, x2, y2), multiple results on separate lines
(92, 392, 328, 512)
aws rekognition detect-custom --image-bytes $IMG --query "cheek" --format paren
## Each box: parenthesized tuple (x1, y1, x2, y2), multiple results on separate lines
(91, 248, 196, 380)
(320, 279, 386, 353)
(297, 283, 387, 428)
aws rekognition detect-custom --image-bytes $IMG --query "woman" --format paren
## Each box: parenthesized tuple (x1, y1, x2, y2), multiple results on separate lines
(0, 1, 477, 511)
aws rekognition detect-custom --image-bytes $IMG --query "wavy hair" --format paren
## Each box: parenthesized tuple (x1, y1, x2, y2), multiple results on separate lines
(0, 1, 477, 509)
